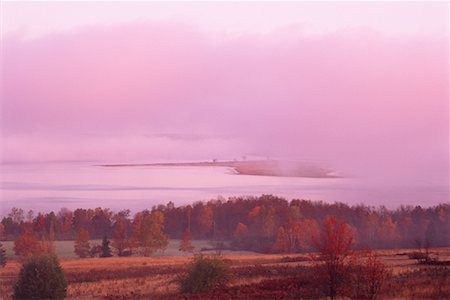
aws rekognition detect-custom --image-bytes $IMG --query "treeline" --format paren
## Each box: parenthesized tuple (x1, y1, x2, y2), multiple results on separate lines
(1, 195, 449, 253)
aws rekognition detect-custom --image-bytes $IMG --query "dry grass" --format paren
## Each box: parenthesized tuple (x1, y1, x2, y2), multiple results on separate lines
(1, 247, 449, 299)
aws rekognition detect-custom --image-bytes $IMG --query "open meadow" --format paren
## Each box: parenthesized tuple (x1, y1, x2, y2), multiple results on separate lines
(0, 240, 259, 259)
(1, 246, 449, 299)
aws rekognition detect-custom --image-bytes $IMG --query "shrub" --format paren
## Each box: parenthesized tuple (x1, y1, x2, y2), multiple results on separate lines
(408, 251, 430, 261)
(350, 251, 390, 299)
(13, 254, 67, 299)
(177, 254, 232, 293)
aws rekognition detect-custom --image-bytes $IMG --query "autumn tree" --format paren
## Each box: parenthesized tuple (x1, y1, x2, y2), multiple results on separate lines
(272, 219, 319, 253)
(33, 213, 47, 239)
(40, 217, 56, 255)
(313, 215, 355, 299)
(179, 229, 195, 253)
(57, 208, 73, 240)
(91, 207, 113, 239)
(195, 205, 213, 239)
(0, 223, 4, 240)
(232, 222, 249, 249)
(74, 228, 90, 258)
(132, 211, 169, 256)
(377, 216, 398, 248)
(112, 210, 132, 256)
(273, 226, 289, 253)
(9, 207, 25, 224)
(14, 232, 41, 258)
(72, 208, 92, 236)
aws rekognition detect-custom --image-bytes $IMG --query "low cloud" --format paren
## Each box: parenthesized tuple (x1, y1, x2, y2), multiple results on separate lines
(1, 22, 448, 185)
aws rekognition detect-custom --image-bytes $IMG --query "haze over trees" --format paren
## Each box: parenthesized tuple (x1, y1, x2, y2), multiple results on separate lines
(1, 195, 449, 256)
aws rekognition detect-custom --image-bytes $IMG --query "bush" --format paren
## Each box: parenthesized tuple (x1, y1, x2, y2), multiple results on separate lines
(13, 254, 67, 299)
(350, 251, 390, 299)
(177, 254, 232, 293)
(408, 251, 429, 261)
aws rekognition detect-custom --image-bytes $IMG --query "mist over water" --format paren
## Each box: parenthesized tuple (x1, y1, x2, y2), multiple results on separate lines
(0, 161, 447, 216)
(1, 2, 448, 211)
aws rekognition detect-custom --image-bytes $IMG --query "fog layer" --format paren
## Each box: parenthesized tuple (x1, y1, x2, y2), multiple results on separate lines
(1, 23, 448, 188)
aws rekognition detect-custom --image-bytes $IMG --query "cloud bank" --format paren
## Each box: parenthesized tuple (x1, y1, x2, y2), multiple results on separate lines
(1, 22, 448, 186)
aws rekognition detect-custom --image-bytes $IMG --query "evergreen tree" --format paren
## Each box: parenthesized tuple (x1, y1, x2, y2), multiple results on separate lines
(0, 242, 7, 267)
(100, 235, 112, 257)
(13, 254, 67, 299)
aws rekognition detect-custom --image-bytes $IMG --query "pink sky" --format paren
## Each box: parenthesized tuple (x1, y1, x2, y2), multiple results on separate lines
(1, 1, 449, 187)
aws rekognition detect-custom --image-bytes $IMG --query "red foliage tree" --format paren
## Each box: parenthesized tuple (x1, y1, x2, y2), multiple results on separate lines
(273, 226, 289, 253)
(312, 215, 355, 299)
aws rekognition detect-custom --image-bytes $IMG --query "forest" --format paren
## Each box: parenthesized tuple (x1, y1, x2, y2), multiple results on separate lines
(1, 194, 448, 256)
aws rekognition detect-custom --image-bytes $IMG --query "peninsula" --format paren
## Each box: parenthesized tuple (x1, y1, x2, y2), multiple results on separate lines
(99, 160, 338, 178)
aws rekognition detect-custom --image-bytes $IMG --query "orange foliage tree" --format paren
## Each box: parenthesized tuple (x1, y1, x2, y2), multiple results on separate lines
(74, 228, 90, 258)
(14, 222, 42, 258)
(232, 222, 249, 248)
(14, 233, 41, 258)
(273, 226, 289, 253)
(179, 229, 194, 253)
(196, 205, 213, 238)
(273, 219, 319, 253)
(112, 210, 131, 256)
(132, 211, 169, 256)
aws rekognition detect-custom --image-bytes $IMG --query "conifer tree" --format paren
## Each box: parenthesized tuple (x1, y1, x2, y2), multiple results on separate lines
(13, 254, 67, 299)
(100, 235, 113, 257)
(0, 242, 7, 267)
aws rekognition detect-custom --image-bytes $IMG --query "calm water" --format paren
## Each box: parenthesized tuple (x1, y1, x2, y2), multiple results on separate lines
(0, 162, 447, 215)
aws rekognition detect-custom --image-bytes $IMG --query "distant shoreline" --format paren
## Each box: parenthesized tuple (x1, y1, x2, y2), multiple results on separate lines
(98, 160, 338, 178)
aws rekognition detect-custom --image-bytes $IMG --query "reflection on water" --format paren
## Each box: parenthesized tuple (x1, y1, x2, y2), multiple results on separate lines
(0, 162, 447, 214)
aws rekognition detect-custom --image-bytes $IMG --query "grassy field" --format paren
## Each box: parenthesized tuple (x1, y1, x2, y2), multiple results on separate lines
(0, 239, 260, 259)
(0, 247, 449, 299)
